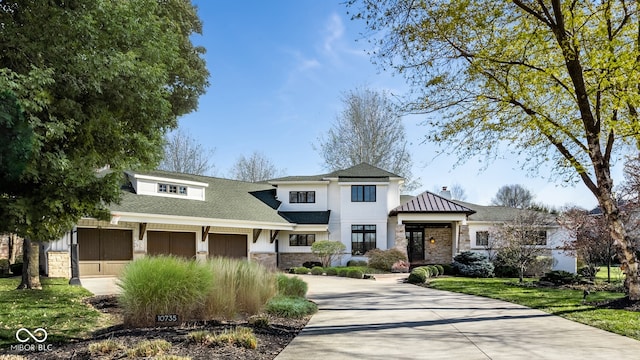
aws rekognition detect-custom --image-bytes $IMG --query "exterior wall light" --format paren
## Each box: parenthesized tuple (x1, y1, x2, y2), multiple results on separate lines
(429, 237, 435, 244)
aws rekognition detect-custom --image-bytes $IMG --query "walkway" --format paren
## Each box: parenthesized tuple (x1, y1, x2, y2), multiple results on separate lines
(275, 275, 640, 360)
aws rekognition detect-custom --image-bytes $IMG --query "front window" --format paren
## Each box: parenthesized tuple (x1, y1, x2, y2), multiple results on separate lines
(289, 234, 315, 246)
(351, 225, 376, 255)
(526, 230, 547, 245)
(351, 185, 376, 202)
(476, 231, 489, 246)
(289, 191, 315, 203)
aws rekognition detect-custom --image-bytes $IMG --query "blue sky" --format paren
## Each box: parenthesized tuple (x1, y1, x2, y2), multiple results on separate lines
(178, 0, 610, 209)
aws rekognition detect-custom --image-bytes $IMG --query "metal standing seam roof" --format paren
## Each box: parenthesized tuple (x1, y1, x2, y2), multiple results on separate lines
(390, 191, 476, 215)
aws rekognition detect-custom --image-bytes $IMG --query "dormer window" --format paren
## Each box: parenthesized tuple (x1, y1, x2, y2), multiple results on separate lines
(158, 183, 187, 196)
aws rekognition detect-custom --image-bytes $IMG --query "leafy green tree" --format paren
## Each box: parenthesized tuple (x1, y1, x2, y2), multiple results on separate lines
(348, 0, 640, 300)
(0, 0, 208, 289)
(311, 241, 346, 268)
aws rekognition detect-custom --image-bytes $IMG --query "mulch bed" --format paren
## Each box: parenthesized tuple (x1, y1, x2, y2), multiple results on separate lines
(18, 295, 309, 360)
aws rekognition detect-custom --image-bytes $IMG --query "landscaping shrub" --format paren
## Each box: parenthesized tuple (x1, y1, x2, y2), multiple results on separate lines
(428, 265, 439, 277)
(578, 265, 599, 279)
(0, 260, 9, 276)
(302, 261, 322, 269)
(118, 256, 213, 327)
(366, 248, 408, 271)
(347, 259, 368, 267)
(188, 327, 257, 349)
(205, 258, 276, 318)
(325, 267, 338, 276)
(265, 295, 318, 318)
(441, 263, 454, 275)
(9, 263, 22, 276)
(407, 268, 427, 284)
(347, 269, 364, 279)
(337, 268, 349, 277)
(452, 251, 494, 278)
(311, 240, 346, 267)
(88, 339, 123, 356)
(276, 274, 308, 298)
(540, 270, 580, 285)
(310, 266, 325, 275)
(126, 339, 171, 358)
(391, 260, 410, 273)
(525, 256, 553, 277)
(435, 265, 444, 276)
(293, 266, 310, 275)
(415, 266, 431, 278)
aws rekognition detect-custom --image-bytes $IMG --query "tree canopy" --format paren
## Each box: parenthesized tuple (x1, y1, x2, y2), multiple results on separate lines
(0, 0, 208, 241)
(347, 0, 640, 299)
(159, 129, 215, 175)
(492, 184, 534, 209)
(230, 151, 283, 182)
(316, 87, 419, 191)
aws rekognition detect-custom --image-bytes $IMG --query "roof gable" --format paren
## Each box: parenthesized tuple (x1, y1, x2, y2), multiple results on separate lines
(390, 191, 475, 215)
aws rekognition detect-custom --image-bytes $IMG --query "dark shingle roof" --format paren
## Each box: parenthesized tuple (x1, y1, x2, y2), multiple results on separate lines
(269, 163, 402, 183)
(390, 191, 475, 215)
(451, 200, 556, 224)
(278, 211, 331, 224)
(110, 170, 290, 225)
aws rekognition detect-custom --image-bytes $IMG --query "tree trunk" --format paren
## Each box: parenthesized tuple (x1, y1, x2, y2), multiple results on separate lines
(17, 238, 41, 290)
(599, 196, 640, 300)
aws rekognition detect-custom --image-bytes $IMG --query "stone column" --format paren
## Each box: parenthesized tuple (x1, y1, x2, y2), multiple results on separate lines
(393, 224, 408, 258)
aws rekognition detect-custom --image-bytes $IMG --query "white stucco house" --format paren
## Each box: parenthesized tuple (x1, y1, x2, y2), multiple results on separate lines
(42, 163, 576, 277)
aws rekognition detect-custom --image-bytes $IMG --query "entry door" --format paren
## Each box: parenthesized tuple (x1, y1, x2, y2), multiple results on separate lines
(406, 228, 424, 262)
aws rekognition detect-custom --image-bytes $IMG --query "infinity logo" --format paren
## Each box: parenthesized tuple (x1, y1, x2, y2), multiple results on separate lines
(15, 328, 47, 343)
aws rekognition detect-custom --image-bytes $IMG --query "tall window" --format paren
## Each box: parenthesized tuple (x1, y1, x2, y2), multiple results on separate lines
(289, 191, 315, 203)
(351, 225, 376, 255)
(476, 231, 489, 246)
(351, 185, 376, 202)
(289, 234, 315, 246)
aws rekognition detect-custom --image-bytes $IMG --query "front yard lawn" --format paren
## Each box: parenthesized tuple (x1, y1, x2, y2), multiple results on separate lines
(428, 277, 640, 341)
(0, 277, 109, 348)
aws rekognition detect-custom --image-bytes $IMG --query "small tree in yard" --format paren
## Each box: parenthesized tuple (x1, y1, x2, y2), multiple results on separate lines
(311, 241, 346, 268)
(491, 211, 552, 283)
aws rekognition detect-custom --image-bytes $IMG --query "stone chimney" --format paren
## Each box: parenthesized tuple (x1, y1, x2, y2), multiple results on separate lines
(440, 186, 452, 199)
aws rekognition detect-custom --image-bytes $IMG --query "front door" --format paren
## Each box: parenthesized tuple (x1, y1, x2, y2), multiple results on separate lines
(406, 227, 424, 262)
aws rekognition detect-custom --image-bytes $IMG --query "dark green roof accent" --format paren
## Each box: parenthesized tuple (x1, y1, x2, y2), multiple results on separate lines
(278, 211, 331, 224)
(111, 170, 290, 224)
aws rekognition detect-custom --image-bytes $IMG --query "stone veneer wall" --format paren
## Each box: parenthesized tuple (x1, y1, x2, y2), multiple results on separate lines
(423, 227, 453, 264)
(458, 225, 471, 252)
(47, 251, 70, 278)
(278, 253, 321, 269)
(393, 224, 408, 258)
(250, 252, 277, 269)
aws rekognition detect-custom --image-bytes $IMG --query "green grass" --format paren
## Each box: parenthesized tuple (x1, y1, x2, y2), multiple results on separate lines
(265, 295, 318, 318)
(0, 277, 104, 348)
(428, 276, 640, 340)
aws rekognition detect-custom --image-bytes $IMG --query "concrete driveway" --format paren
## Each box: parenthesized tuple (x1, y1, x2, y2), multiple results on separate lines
(275, 275, 640, 360)
(80, 277, 121, 296)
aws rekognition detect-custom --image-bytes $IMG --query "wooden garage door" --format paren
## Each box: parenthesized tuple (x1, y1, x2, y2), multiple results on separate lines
(208, 234, 247, 259)
(147, 231, 196, 258)
(78, 228, 132, 276)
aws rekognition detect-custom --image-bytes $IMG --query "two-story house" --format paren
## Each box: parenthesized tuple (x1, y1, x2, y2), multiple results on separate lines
(42, 163, 575, 278)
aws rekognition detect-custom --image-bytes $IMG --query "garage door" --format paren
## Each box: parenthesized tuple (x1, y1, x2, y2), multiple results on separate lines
(208, 234, 247, 259)
(147, 231, 196, 258)
(78, 228, 132, 276)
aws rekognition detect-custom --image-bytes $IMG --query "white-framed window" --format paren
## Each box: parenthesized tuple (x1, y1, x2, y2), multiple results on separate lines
(158, 183, 188, 196)
(289, 234, 315, 246)
(289, 191, 315, 203)
(476, 231, 489, 246)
